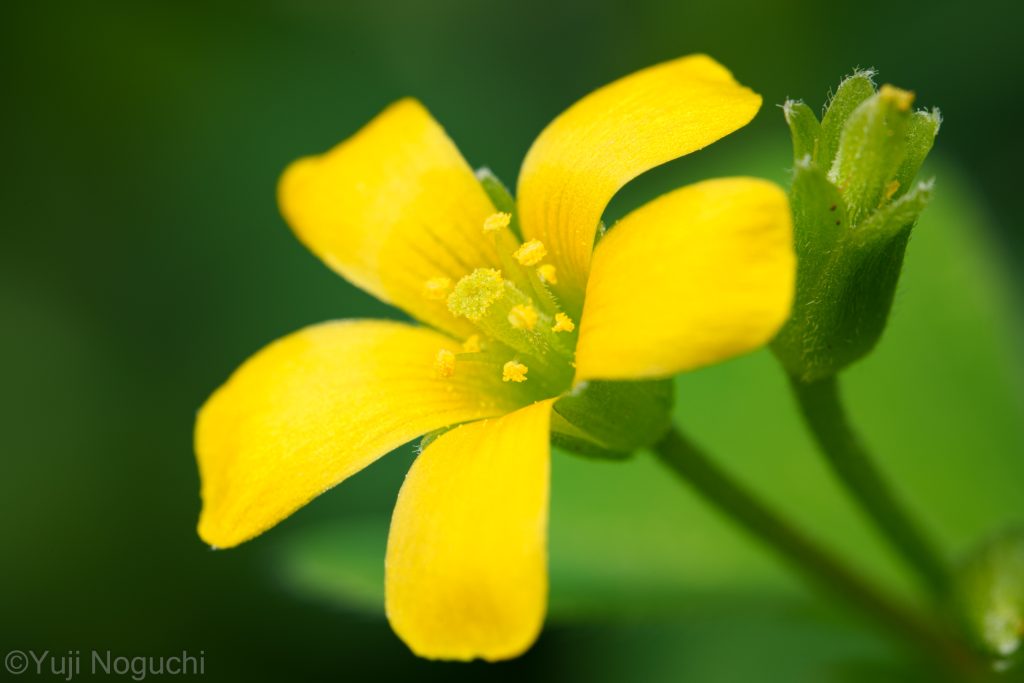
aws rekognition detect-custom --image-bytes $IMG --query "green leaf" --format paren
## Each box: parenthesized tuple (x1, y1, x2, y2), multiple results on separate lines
(280, 518, 387, 616)
(819, 70, 877, 167)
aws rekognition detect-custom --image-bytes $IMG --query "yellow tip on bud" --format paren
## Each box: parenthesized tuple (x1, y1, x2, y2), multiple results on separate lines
(422, 276, 453, 301)
(507, 304, 538, 330)
(513, 239, 547, 267)
(502, 360, 528, 383)
(483, 212, 512, 233)
(552, 312, 575, 333)
(879, 84, 914, 112)
(462, 334, 482, 353)
(536, 264, 557, 285)
(434, 349, 455, 378)
(447, 268, 505, 321)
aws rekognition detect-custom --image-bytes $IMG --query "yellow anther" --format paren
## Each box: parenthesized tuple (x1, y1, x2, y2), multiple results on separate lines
(507, 304, 538, 331)
(447, 268, 505, 321)
(422, 276, 452, 301)
(879, 84, 914, 112)
(536, 264, 557, 285)
(483, 212, 512, 233)
(462, 334, 482, 353)
(502, 360, 528, 383)
(884, 179, 900, 200)
(513, 239, 547, 266)
(434, 349, 456, 378)
(552, 312, 575, 333)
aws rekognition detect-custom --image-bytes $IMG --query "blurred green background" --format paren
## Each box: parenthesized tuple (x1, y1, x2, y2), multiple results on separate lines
(2, 0, 1022, 680)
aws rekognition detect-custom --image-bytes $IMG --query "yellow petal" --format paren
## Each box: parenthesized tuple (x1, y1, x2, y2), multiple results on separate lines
(517, 55, 762, 301)
(385, 400, 554, 661)
(279, 99, 501, 338)
(196, 320, 522, 549)
(574, 178, 794, 381)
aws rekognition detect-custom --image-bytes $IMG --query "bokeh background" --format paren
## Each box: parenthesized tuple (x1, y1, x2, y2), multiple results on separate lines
(2, 0, 1022, 680)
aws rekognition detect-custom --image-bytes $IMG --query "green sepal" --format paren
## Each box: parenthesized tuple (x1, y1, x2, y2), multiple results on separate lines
(893, 109, 941, 199)
(818, 70, 876, 167)
(790, 157, 848, 253)
(476, 167, 523, 240)
(782, 100, 821, 163)
(417, 425, 451, 452)
(773, 161, 850, 380)
(772, 201, 917, 381)
(857, 179, 933, 244)
(422, 380, 673, 461)
(550, 417, 632, 460)
(953, 529, 1024, 668)
(552, 379, 673, 458)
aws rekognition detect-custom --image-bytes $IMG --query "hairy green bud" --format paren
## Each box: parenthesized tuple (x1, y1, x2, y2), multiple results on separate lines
(772, 70, 941, 381)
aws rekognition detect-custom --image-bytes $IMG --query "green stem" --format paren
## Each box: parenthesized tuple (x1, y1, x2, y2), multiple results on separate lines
(790, 375, 949, 598)
(653, 428, 976, 678)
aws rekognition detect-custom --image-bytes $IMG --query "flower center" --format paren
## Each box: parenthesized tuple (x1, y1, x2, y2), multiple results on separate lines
(426, 212, 578, 396)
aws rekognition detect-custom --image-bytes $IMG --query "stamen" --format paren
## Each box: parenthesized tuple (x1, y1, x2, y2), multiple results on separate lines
(552, 312, 575, 333)
(447, 268, 505, 321)
(483, 212, 512, 233)
(502, 360, 529, 383)
(513, 239, 547, 266)
(462, 334, 482, 353)
(536, 264, 557, 285)
(434, 349, 456, 378)
(507, 304, 538, 331)
(422, 276, 452, 301)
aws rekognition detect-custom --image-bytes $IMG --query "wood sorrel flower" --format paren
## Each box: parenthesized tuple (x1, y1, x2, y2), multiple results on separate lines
(195, 55, 794, 661)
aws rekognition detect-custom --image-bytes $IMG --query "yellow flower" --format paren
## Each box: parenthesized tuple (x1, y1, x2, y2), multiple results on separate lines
(195, 55, 794, 661)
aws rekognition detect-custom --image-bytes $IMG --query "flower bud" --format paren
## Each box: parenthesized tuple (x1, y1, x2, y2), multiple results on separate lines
(771, 71, 941, 381)
(954, 529, 1024, 671)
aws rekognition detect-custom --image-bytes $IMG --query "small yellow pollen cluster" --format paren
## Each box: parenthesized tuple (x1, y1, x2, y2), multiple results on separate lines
(447, 268, 505, 321)
(552, 312, 575, 333)
(483, 212, 511, 233)
(879, 84, 914, 112)
(502, 360, 528, 383)
(507, 304, 538, 331)
(536, 264, 557, 285)
(434, 349, 455, 378)
(422, 276, 452, 301)
(462, 334, 481, 353)
(513, 239, 547, 267)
